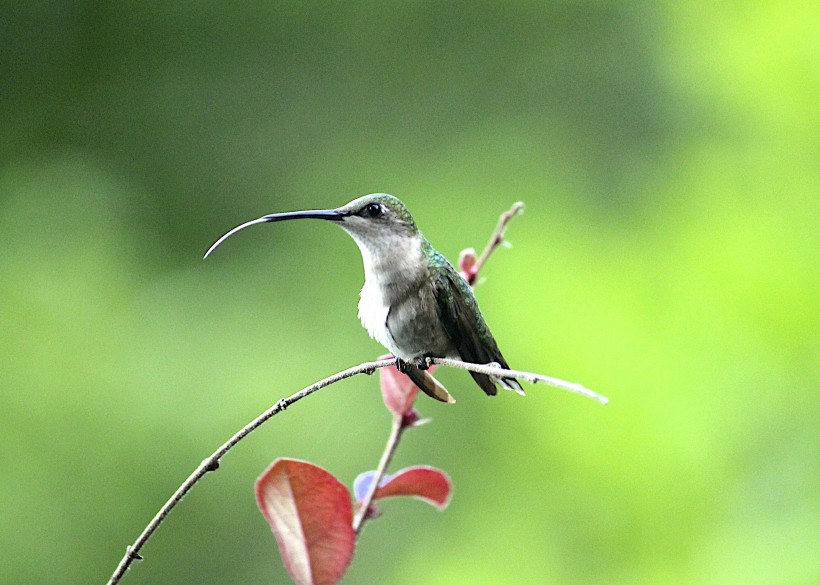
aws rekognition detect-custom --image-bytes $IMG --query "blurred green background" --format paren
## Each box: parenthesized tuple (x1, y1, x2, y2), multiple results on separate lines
(1, 2, 817, 584)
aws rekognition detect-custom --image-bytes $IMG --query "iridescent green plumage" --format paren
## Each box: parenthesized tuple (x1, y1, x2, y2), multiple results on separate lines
(424, 245, 519, 395)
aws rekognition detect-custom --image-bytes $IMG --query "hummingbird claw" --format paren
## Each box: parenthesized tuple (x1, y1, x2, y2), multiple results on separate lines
(414, 355, 432, 371)
(395, 358, 411, 375)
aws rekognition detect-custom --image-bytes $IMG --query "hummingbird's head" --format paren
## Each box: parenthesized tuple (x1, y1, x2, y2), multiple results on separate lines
(333, 193, 419, 247)
(204, 193, 421, 259)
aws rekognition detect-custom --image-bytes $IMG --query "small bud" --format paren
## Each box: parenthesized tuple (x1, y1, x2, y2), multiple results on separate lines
(401, 409, 420, 428)
(364, 504, 381, 521)
(458, 247, 478, 284)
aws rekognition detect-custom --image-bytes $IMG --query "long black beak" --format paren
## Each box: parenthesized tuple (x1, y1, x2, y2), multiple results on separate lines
(204, 209, 344, 258)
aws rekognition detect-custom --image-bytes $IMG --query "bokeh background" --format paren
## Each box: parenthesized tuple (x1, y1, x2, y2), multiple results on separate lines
(1, 3, 817, 584)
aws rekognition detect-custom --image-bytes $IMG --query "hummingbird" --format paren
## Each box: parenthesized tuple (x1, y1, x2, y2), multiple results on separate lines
(204, 193, 523, 403)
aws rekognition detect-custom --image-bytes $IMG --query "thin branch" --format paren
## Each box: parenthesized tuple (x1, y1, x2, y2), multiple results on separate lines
(352, 415, 404, 534)
(457, 204, 605, 403)
(106, 354, 603, 584)
(106, 357, 396, 585)
(429, 357, 608, 405)
(472, 201, 525, 281)
(106, 355, 603, 584)
(351, 359, 608, 536)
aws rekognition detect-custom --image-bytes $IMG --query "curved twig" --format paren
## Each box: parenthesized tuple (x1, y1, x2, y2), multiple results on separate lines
(106, 358, 395, 585)
(105, 356, 603, 584)
(473, 201, 525, 278)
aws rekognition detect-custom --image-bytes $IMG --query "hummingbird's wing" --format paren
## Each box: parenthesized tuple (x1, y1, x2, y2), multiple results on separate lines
(433, 267, 524, 396)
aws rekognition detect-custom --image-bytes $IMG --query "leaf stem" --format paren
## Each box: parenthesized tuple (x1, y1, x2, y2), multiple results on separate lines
(352, 415, 404, 534)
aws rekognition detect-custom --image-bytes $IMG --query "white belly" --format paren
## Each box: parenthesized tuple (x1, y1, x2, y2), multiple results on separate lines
(357, 274, 455, 360)
(352, 233, 449, 360)
(358, 278, 397, 354)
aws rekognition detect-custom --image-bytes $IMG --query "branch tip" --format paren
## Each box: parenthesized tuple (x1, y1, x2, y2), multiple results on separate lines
(429, 357, 608, 404)
(474, 201, 525, 279)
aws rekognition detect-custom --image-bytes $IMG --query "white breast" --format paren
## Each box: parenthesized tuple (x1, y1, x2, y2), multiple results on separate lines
(358, 278, 395, 352)
(352, 233, 424, 358)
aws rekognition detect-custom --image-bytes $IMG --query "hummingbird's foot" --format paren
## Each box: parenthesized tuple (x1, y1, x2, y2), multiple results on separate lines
(414, 355, 433, 371)
(395, 358, 412, 374)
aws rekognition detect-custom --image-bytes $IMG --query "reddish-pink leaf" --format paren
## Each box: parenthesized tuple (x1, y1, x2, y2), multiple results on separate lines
(374, 466, 452, 510)
(379, 355, 437, 416)
(255, 458, 355, 585)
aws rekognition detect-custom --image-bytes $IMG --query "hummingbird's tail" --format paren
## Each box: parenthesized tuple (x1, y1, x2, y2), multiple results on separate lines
(405, 365, 456, 404)
(499, 375, 525, 395)
(468, 363, 525, 396)
(468, 371, 499, 396)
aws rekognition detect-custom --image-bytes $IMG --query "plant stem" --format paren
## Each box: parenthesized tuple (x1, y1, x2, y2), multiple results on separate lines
(430, 357, 608, 404)
(473, 201, 525, 279)
(106, 360, 604, 584)
(352, 415, 405, 534)
(105, 357, 396, 585)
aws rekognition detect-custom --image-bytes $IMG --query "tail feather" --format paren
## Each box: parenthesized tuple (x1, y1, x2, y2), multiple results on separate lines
(493, 356, 525, 395)
(469, 371, 498, 396)
(470, 370, 525, 396)
(499, 376, 525, 396)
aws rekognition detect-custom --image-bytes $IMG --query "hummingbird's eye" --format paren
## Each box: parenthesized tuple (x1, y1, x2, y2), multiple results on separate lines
(364, 203, 384, 218)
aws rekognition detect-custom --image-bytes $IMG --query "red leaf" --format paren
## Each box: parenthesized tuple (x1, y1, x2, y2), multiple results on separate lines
(256, 459, 355, 585)
(374, 466, 452, 510)
(379, 355, 437, 416)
